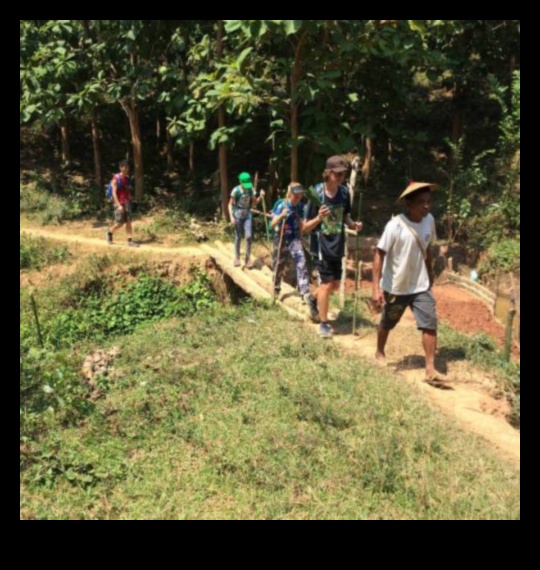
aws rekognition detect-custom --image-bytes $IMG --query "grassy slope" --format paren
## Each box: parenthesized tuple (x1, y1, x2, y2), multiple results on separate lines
(21, 302, 520, 520)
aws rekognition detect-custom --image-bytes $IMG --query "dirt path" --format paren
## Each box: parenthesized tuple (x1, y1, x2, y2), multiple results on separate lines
(20, 225, 520, 465)
(21, 226, 205, 257)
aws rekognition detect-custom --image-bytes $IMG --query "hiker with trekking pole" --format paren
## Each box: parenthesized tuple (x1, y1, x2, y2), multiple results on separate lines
(228, 172, 265, 269)
(270, 182, 319, 320)
(272, 182, 319, 321)
(304, 156, 363, 338)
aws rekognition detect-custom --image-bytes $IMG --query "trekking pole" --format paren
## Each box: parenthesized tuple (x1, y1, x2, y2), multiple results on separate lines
(352, 178, 365, 336)
(254, 172, 271, 243)
(272, 214, 287, 304)
(30, 292, 44, 348)
(261, 193, 271, 243)
(251, 208, 272, 219)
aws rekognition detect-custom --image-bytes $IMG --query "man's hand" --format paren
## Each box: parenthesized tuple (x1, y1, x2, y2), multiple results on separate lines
(372, 288, 385, 310)
(318, 205, 331, 219)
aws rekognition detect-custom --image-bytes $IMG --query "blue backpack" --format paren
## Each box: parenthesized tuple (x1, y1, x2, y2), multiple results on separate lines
(106, 174, 127, 201)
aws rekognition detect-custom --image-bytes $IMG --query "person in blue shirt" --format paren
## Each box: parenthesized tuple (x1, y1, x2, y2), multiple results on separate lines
(271, 182, 319, 321)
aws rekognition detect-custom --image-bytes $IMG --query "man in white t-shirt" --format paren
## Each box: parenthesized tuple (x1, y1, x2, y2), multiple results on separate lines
(372, 182, 451, 385)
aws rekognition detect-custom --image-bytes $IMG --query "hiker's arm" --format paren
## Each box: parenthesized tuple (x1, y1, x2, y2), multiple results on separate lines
(228, 196, 235, 223)
(426, 247, 435, 289)
(112, 179, 122, 209)
(271, 205, 290, 229)
(252, 190, 265, 207)
(372, 248, 386, 307)
(302, 204, 330, 234)
(302, 215, 323, 234)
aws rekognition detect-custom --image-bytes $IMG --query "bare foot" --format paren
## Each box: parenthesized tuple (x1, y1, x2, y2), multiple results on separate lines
(424, 371, 454, 387)
(374, 353, 387, 368)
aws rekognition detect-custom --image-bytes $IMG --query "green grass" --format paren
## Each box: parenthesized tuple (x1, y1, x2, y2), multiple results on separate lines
(20, 233, 71, 270)
(21, 302, 520, 520)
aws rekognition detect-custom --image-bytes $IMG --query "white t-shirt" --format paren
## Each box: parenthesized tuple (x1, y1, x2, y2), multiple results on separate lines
(377, 213, 437, 295)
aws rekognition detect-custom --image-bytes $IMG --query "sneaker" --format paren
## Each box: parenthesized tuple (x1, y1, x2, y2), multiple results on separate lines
(273, 287, 281, 299)
(245, 259, 254, 270)
(233, 258, 241, 267)
(106, 231, 113, 245)
(319, 323, 333, 339)
(304, 293, 320, 322)
(128, 240, 140, 248)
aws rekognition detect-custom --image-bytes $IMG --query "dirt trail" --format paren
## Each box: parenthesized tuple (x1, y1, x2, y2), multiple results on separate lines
(21, 226, 204, 257)
(20, 225, 520, 465)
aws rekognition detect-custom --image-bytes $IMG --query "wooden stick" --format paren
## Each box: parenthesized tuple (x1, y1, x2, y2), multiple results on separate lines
(251, 208, 272, 219)
(352, 177, 364, 335)
(272, 218, 287, 304)
(30, 293, 44, 348)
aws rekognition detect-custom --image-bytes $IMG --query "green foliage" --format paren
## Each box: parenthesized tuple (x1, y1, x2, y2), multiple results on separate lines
(21, 267, 217, 352)
(20, 171, 101, 223)
(20, 348, 93, 443)
(439, 138, 494, 245)
(489, 71, 521, 240)
(20, 234, 70, 270)
(479, 238, 520, 276)
(304, 185, 323, 208)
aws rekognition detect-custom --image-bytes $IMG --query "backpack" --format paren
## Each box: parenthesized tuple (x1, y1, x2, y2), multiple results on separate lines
(106, 174, 126, 201)
(313, 183, 349, 209)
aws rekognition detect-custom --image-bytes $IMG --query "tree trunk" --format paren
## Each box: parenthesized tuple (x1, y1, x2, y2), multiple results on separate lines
(218, 108, 229, 220)
(291, 101, 299, 183)
(217, 20, 229, 220)
(166, 126, 175, 172)
(91, 109, 102, 189)
(362, 136, 374, 183)
(189, 142, 195, 176)
(122, 100, 144, 200)
(156, 115, 162, 151)
(452, 86, 464, 144)
(290, 36, 305, 182)
(60, 118, 70, 165)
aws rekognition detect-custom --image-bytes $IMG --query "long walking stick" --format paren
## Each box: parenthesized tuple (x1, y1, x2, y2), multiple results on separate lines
(272, 216, 287, 304)
(254, 172, 271, 243)
(352, 178, 365, 336)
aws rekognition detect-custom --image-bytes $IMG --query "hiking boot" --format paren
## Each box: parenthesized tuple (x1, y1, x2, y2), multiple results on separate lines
(106, 231, 113, 245)
(319, 323, 333, 339)
(245, 258, 254, 270)
(304, 293, 320, 322)
(233, 258, 241, 267)
(128, 240, 140, 248)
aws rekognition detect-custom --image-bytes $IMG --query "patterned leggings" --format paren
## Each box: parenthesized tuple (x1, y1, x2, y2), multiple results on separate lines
(234, 217, 253, 260)
(272, 238, 310, 295)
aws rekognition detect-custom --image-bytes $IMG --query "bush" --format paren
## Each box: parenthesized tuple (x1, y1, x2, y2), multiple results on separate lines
(479, 238, 520, 277)
(20, 234, 70, 270)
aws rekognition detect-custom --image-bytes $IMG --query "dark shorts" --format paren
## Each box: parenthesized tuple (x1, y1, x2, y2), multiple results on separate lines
(315, 258, 342, 284)
(380, 290, 437, 331)
(114, 203, 133, 223)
